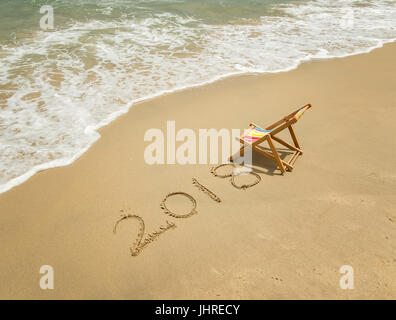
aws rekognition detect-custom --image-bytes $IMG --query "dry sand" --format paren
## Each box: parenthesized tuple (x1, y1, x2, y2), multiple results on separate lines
(0, 42, 395, 299)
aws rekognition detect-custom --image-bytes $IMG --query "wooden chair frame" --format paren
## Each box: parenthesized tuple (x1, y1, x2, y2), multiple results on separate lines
(229, 104, 312, 174)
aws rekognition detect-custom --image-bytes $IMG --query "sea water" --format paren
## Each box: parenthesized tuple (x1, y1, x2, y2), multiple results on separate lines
(1, 0, 396, 193)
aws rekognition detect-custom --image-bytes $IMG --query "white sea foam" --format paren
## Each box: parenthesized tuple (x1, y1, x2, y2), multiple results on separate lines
(1, 0, 396, 193)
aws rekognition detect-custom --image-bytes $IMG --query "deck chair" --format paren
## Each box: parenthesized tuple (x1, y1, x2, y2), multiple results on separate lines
(229, 104, 312, 173)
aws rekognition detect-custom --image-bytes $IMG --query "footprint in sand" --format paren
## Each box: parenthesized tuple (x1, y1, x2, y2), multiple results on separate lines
(271, 276, 283, 282)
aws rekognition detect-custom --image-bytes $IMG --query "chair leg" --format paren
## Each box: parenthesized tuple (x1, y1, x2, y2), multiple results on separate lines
(229, 145, 245, 162)
(288, 125, 300, 149)
(230, 137, 294, 173)
(266, 136, 286, 174)
(252, 146, 294, 171)
(271, 135, 303, 155)
(289, 150, 300, 166)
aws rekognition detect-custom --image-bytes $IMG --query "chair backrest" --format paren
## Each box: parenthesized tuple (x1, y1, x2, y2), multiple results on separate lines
(265, 104, 312, 134)
(242, 125, 272, 143)
(291, 104, 311, 121)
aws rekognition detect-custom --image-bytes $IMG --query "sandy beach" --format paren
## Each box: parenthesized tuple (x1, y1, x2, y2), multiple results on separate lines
(0, 42, 395, 299)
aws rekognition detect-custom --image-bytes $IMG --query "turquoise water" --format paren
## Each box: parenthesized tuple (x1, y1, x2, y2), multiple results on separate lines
(0, 0, 293, 40)
(1, 0, 396, 193)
